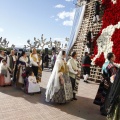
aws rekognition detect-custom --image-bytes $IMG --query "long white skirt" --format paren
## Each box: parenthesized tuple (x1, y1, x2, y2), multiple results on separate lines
(28, 82, 40, 93)
(4, 71, 11, 85)
(18, 68, 24, 84)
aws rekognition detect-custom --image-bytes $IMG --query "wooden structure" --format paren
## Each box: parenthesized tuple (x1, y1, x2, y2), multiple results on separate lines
(71, 0, 103, 82)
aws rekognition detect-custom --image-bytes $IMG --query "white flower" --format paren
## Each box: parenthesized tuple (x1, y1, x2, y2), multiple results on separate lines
(92, 21, 120, 64)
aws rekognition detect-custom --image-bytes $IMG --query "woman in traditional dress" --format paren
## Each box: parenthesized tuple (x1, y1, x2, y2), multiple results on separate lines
(0, 50, 6, 86)
(16, 51, 29, 89)
(36, 53, 42, 85)
(9, 50, 17, 80)
(107, 68, 120, 120)
(30, 48, 39, 78)
(46, 51, 73, 104)
(0, 59, 11, 86)
(93, 52, 118, 116)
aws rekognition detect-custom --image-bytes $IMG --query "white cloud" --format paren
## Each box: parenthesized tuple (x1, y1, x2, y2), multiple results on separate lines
(63, 20, 73, 26)
(65, 0, 73, 2)
(0, 28, 4, 32)
(57, 10, 75, 20)
(57, 9, 75, 26)
(55, 4, 65, 8)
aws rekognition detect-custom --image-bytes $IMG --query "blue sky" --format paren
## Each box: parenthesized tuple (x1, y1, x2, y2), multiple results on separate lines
(0, 0, 76, 47)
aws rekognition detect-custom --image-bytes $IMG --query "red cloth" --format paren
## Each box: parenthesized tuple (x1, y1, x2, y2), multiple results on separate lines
(0, 75, 5, 86)
(82, 64, 90, 67)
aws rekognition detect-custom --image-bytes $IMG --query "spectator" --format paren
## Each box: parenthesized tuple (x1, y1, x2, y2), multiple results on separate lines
(44, 53, 49, 68)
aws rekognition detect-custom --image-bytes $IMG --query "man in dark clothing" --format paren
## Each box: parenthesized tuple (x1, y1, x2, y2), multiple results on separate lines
(85, 0, 90, 3)
(93, 0, 100, 23)
(44, 54, 49, 68)
(86, 30, 93, 53)
(82, 52, 91, 83)
(41, 52, 45, 70)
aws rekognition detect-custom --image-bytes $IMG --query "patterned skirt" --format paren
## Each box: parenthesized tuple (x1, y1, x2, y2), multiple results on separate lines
(36, 66, 42, 83)
(93, 78, 111, 115)
(51, 73, 73, 104)
(107, 97, 120, 120)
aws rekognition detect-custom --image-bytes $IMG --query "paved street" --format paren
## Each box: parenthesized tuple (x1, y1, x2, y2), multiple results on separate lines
(0, 69, 106, 120)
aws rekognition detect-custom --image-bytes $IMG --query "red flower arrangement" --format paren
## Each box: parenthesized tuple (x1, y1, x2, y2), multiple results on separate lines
(92, 0, 120, 67)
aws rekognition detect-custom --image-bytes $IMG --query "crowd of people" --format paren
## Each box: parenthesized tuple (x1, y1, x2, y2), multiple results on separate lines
(0, 48, 120, 119)
(0, 48, 42, 94)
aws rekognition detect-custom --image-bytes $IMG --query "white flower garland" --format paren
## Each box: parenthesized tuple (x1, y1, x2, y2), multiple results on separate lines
(111, 0, 117, 4)
(92, 22, 120, 65)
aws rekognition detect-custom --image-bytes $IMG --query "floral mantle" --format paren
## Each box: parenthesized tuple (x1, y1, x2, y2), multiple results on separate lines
(92, 0, 120, 67)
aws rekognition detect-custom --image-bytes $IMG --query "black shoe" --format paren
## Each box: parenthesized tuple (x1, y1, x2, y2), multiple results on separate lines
(73, 98, 77, 100)
(29, 93, 34, 96)
(101, 112, 107, 116)
(38, 91, 42, 94)
(84, 80, 89, 83)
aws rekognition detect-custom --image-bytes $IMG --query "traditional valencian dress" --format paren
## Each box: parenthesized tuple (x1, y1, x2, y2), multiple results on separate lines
(0, 55, 6, 86)
(107, 68, 120, 120)
(30, 53, 39, 77)
(0, 61, 11, 86)
(46, 51, 73, 104)
(93, 60, 117, 116)
(36, 54, 42, 84)
(9, 54, 17, 78)
(67, 57, 80, 98)
(26, 76, 40, 93)
(16, 56, 29, 88)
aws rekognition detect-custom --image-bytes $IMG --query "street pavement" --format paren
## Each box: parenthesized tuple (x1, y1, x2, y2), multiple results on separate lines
(0, 69, 106, 120)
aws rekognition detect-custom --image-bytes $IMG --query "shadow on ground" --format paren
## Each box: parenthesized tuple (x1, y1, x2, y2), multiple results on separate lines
(0, 86, 105, 120)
